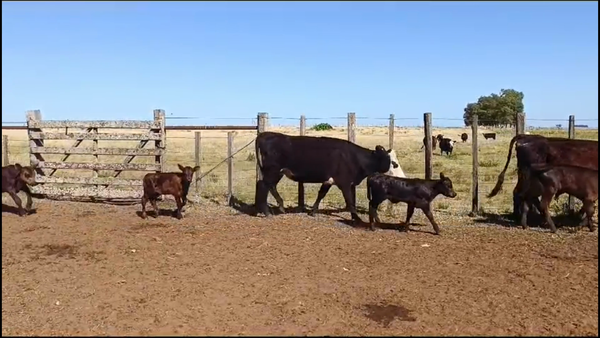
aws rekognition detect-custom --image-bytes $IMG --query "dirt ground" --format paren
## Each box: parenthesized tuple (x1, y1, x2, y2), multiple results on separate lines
(2, 199, 598, 336)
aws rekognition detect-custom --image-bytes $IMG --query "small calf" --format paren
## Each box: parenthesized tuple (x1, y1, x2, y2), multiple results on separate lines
(2, 163, 38, 216)
(366, 172, 457, 235)
(482, 132, 496, 140)
(460, 133, 468, 142)
(519, 164, 598, 233)
(439, 138, 455, 156)
(420, 134, 443, 151)
(141, 164, 200, 219)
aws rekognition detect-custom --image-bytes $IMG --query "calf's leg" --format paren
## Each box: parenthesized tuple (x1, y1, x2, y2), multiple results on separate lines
(339, 184, 362, 224)
(368, 199, 383, 231)
(22, 185, 34, 212)
(581, 199, 596, 232)
(8, 191, 26, 216)
(150, 196, 160, 218)
(540, 191, 557, 233)
(421, 204, 441, 235)
(404, 203, 416, 231)
(174, 194, 184, 220)
(520, 198, 530, 230)
(309, 184, 332, 216)
(141, 195, 149, 219)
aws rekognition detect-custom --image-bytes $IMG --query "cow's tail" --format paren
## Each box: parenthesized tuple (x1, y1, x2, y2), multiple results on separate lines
(488, 135, 521, 198)
(367, 177, 372, 202)
(255, 136, 264, 172)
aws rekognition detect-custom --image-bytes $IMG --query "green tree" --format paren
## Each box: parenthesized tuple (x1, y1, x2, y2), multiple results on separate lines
(463, 89, 524, 126)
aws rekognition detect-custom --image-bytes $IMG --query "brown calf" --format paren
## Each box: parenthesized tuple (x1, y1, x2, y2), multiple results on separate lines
(2, 163, 38, 216)
(519, 164, 598, 233)
(421, 134, 444, 151)
(460, 133, 468, 142)
(482, 132, 496, 140)
(141, 164, 200, 219)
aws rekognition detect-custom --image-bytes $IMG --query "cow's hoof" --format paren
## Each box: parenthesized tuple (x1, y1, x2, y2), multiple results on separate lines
(307, 211, 316, 217)
(18, 210, 26, 217)
(277, 207, 285, 214)
(176, 215, 183, 220)
(141, 213, 147, 219)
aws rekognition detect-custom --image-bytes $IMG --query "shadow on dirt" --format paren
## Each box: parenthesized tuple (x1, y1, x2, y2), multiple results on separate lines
(362, 303, 416, 327)
(228, 195, 368, 217)
(2, 203, 37, 216)
(474, 210, 594, 233)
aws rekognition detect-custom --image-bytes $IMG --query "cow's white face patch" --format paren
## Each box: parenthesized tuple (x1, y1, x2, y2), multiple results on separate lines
(324, 177, 335, 185)
(386, 149, 406, 178)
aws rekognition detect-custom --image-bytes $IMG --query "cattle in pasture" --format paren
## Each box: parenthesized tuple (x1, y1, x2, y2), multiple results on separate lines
(254, 131, 397, 223)
(482, 132, 497, 140)
(488, 134, 599, 219)
(366, 172, 457, 235)
(460, 133, 468, 142)
(140, 164, 200, 220)
(420, 134, 444, 151)
(519, 164, 598, 233)
(2, 163, 38, 216)
(439, 138, 455, 156)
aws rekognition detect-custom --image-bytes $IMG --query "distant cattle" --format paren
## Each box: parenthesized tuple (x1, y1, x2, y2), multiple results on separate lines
(439, 138, 455, 156)
(366, 172, 457, 235)
(254, 132, 397, 223)
(421, 134, 444, 150)
(488, 134, 599, 219)
(140, 164, 199, 219)
(2, 163, 38, 216)
(460, 133, 468, 142)
(482, 133, 496, 140)
(519, 164, 598, 233)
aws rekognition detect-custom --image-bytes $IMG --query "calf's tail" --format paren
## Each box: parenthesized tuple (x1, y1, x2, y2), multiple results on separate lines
(488, 135, 520, 198)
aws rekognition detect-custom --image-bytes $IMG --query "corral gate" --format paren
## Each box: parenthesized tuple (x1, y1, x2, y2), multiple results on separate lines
(26, 109, 166, 202)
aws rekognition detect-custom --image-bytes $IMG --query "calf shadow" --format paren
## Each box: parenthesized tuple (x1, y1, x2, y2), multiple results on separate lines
(228, 195, 368, 217)
(135, 208, 179, 219)
(2, 203, 37, 216)
(337, 219, 436, 235)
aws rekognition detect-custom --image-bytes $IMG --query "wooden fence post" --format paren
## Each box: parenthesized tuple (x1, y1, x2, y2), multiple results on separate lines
(515, 112, 525, 135)
(256, 112, 268, 182)
(471, 115, 479, 216)
(2, 135, 8, 166)
(388, 114, 395, 150)
(424, 112, 433, 180)
(298, 115, 306, 210)
(347, 112, 356, 143)
(195, 131, 202, 196)
(227, 131, 235, 205)
(567, 115, 576, 213)
(153, 109, 166, 173)
(26, 109, 44, 176)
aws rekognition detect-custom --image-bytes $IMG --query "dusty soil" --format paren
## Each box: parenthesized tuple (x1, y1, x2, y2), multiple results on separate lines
(2, 199, 598, 336)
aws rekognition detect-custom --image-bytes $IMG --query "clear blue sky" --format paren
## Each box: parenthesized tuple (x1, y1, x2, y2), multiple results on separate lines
(2, 1, 598, 127)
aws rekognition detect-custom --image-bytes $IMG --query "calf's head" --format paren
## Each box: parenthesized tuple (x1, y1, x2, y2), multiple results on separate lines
(177, 164, 200, 182)
(435, 172, 457, 198)
(436, 134, 444, 142)
(16, 163, 38, 186)
(372, 145, 398, 173)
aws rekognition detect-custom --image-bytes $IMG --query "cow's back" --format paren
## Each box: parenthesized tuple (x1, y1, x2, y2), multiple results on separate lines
(518, 137, 598, 170)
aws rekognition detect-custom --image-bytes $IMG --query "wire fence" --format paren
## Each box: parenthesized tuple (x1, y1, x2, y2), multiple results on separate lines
(2, 114, 598, 215)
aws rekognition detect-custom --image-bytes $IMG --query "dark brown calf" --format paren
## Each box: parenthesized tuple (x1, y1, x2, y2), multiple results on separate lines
(141, 164, 200, 219)
(421, 134, 443, 150)
(366, 172, 457, 235)
(482, 132, 496, 140)
(460, 133, 468, 142)
(520, 164, 598, 233)
(2, 163, 38, 216)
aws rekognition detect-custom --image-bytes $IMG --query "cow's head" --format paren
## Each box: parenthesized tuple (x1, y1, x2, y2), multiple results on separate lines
(178, 164, 200, 182)
(436, 134, 444, 142)
(385, 149, 406, 178)
(15, 163, 37, 186)
(372, 145, 398, 173)
(435, 172, 457, 198)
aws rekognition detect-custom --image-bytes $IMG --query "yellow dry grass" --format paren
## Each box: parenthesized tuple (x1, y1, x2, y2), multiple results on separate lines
(2, 126, 598, 216)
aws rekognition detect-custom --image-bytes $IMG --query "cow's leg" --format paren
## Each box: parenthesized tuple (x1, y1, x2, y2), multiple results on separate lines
(308, 184, 332, 216)
(141, 195, 148, 219)
(540, 191, 557, 233)
(421, 204, 441, 235)
(8, 191, 26, 216)
(21, 185, 34, 212)
(339, 184, 363, 224)
(581, 199, 596, 232)
(351, 184, 357, 207)
(268, 174, 285, 214)
(520, 198, 530, 230)
(368, 199, 383, 231)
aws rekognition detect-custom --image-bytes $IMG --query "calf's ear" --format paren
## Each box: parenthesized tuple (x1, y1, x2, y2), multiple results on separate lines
(177, 164, 185, 172)
(15, 163, 23, 171)
(375, 145, 385, 152)
(387, 148, 392, 154)
(193, 166, 200, 172)
(440, 172, 446, 180)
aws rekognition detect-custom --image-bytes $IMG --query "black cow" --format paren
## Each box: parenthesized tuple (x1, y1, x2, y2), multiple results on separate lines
(460, 133, 468, 142)
(254, 131, 397, 223)
(483, 132, 496, 140)
(366, 172, 457, 235)
(439, 138, 455, 156)
(488, 134, 598, 219)
(2, 163, 38, 216)
(519, 164, 598, 233)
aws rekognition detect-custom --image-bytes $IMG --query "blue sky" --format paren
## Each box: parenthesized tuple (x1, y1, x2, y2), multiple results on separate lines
(2, 1, 598, 127)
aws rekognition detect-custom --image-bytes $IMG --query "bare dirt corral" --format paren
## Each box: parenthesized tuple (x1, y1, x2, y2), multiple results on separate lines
(2, 199, 598, 336)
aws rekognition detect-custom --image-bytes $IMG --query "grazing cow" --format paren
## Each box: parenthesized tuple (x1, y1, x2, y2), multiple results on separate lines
(421, 134, 444, 150)
(2, 163, 38, 216)
(460, 133, 468, 142)
(141, 164, 200, 219)
(439, 138, 455, 156)
(519, 164, 598, 233)
(254, 131, 397, 223)
(482, 132, 496, 140)
(488, 134, 598, 219)
(367, 172, 457, 235)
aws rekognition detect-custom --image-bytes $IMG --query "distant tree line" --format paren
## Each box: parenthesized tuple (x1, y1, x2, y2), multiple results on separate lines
(463, 89, 525, 127)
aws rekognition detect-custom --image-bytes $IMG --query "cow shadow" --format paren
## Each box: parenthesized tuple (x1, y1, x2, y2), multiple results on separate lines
(337, 219, 436, 235)
(135, 208, 180, 219)
(228, 196, 368, 217)
(474, 210, 588, 231)
(2, 203, 37, 216)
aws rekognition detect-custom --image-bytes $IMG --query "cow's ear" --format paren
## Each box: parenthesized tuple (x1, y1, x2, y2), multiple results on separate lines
(177, 164, 185, 172)
(440, 172, 446, 180)
(15, 163, 22, 171)
(387, 148, 392, 154)
(375, 145, 385, 152)
(193, 166, 200, 172)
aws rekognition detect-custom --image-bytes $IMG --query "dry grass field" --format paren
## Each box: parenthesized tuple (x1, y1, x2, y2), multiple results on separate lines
(2, 124, 598, 336)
